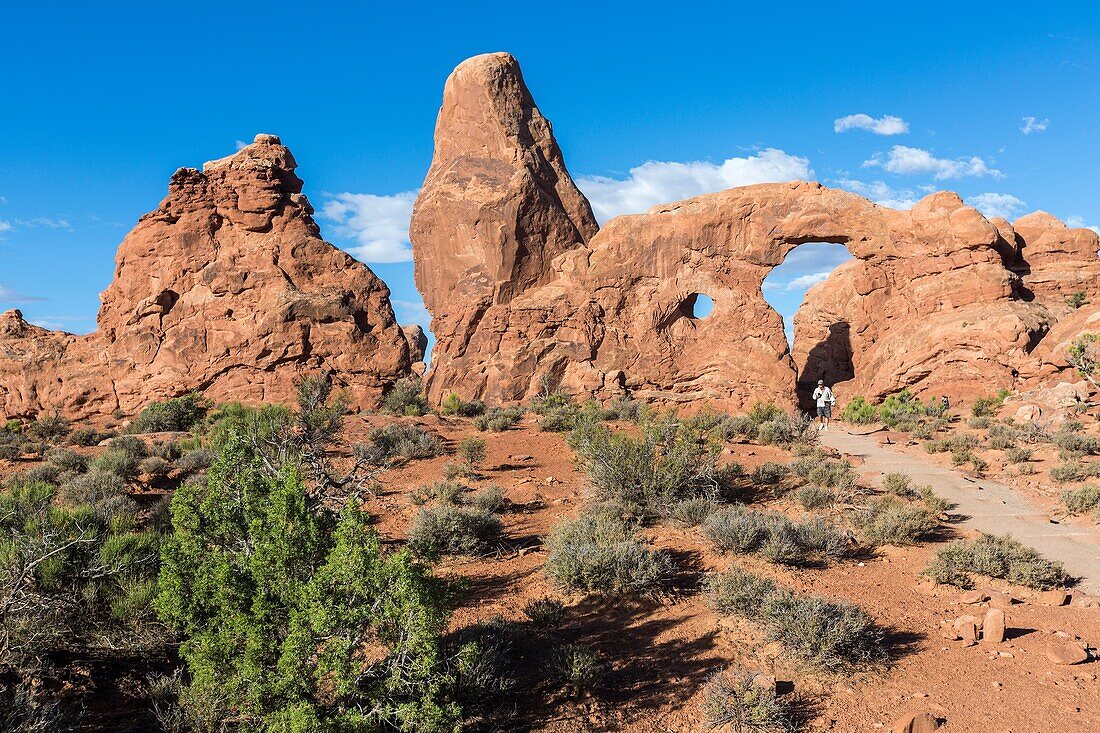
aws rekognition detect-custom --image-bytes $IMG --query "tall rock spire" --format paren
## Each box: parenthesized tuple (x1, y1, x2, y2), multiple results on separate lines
(410, 53, 598, 402)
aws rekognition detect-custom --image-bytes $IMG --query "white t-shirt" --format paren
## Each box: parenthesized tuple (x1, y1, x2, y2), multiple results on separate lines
(813, 386, 834, 406)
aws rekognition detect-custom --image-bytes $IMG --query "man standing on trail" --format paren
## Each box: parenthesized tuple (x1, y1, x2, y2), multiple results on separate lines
(813, 379, 835, 431)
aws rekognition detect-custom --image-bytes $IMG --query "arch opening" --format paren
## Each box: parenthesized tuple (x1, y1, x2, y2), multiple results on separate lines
(761, 242, 855, 409)
(684, 293, 715, 319)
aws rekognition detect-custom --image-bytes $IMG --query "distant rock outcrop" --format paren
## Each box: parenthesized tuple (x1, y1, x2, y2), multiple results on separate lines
(0, 310, 107, 417)
(399, 324, 429, 374)
(411, 53, 1058, 410)
(1008, 212, 1100, 306)
(1, 135, 411, 419)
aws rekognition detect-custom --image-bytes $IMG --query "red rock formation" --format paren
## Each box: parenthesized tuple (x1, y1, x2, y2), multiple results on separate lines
(0, 310, 107, 418)
(399, 324, 428, 375)
(1024, 304, 1100, 378)
(410, 52, 599, 405)
(0, 135, 411, 419)
(795, 208, 1098, 406)
(1009, 212, 1100, 306)
(791, 193, 1052, 404)
(997, 216, 1100, 404)
(411, 53, 1053, 410)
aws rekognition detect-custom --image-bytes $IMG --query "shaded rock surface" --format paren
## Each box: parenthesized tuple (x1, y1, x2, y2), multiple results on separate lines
(1008, 212, 1100, 306)
(1, 135, 411, 419)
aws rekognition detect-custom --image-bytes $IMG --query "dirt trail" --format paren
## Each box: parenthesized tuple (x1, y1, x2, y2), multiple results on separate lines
(821, 428, 1100, 593)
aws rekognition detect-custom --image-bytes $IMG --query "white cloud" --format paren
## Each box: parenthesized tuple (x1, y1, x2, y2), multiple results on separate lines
(968, 193, 1027, 220)
(1020, 116, 1050, 134)
(763, 271, 835, 292)
(320, 191, 418, 263)
(785, 271, 833, 290)
(14, 217, 72, 230)
(26, 314, 91, 333)
(235, 139, 249, 150)
(576, 148, 813, 223)
(833, 113, 909, 135)
(392, 298, 432, 328)
(863, 145, 1002, 180)
(0, 284, 43, 304)
(0, 220, 10, 235)
(1066, 215, 1100, 234)
(833, 178, 919, 209)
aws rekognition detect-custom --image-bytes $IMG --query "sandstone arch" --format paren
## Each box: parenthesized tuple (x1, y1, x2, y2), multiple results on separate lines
(411, 53, 1090, 411)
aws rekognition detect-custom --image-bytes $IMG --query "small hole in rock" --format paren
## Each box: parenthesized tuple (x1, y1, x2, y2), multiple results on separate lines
(685, 293, 715, 319)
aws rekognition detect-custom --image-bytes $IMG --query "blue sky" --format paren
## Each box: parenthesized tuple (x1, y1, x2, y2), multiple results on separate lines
(2, 2, 1097, 355)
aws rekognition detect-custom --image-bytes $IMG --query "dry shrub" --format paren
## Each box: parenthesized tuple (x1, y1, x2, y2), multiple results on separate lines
(407, 505, 503, 560)
(853, 497, 938, 546)
(704, 567, 886, 671)
(922, 533, 1067, 590)
(544, 507, 673, 595)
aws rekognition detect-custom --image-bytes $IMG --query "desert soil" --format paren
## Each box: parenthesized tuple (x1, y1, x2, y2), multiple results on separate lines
(356, 414, 1100, 733)
(5, 413, 1098, 732)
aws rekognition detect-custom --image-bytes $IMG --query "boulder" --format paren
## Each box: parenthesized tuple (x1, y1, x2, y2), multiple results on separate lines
(1040, 589, 1070, 607)
(1071, 593, 1100, 608)
(891, 710, 941, 733)
(959, 589, 988, 605)
(982, 608, 1006, 644)
(1047, 639, 1090, 665)
(987, 590, 1015, 609)
(953, 615, 982, 646)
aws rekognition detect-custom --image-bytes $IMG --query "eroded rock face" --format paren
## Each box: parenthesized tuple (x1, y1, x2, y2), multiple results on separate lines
(0, 311, 108, 418)
(791, 194, 1053, 404)
(1008, 212, 1100, 306)
(795, 209, 1099, 405)
(1022, 304, 1100, 379)
(1, 135, 411, 419)
(399, 324, 429, 375)
(410, 52, 599, 405)
(411, 54, 1054, 410)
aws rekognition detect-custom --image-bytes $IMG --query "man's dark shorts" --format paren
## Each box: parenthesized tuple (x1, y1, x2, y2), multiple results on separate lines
(817, 404, 832, 418)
